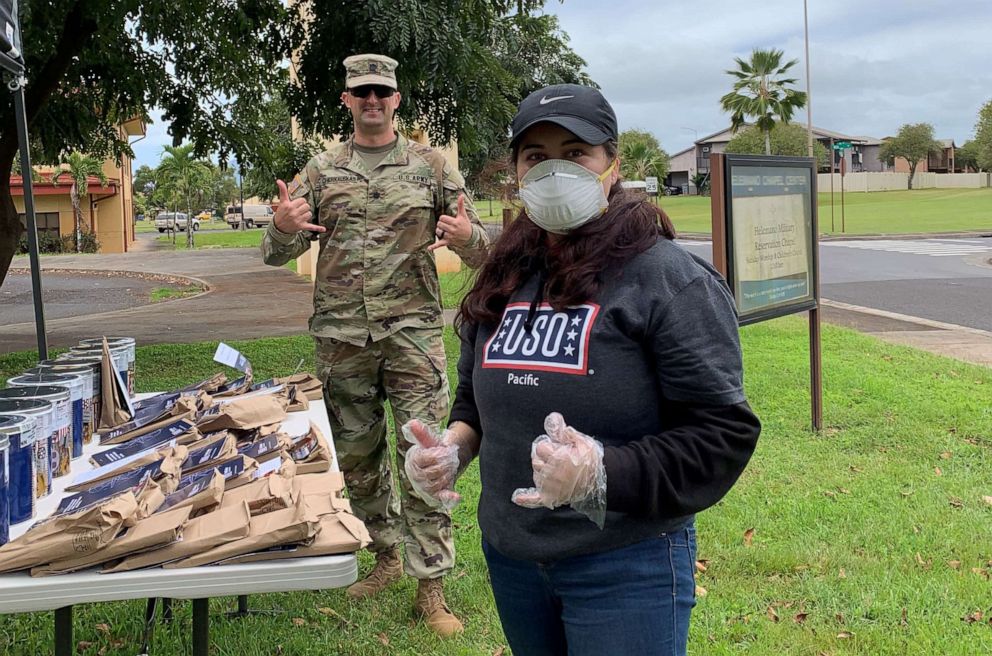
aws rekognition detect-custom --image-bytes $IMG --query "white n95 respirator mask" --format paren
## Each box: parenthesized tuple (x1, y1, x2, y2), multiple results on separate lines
(518, 158, 617, 234)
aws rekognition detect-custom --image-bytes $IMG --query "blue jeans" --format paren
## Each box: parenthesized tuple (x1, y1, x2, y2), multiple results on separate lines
(483, 527, 697, 656)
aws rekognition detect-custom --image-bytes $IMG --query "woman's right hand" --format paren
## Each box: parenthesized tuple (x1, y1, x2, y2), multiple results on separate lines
(402, 419, 463, 510)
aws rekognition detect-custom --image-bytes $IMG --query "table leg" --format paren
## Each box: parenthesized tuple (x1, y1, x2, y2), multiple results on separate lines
(140, 598, 158, 655)
(54, 606, 73, 656)
(192, 598, 209, 656)
(162, 597, 174, 622)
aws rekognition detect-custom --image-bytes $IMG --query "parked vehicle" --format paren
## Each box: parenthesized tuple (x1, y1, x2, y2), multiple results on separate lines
(663, 184, 683, 196)
(225, 204, 274, 229)
(154, 212, 200, 233)
(195, 210, 213, 222)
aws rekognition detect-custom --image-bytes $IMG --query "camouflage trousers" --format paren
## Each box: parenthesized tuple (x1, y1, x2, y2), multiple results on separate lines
(314, 327, 454, 579)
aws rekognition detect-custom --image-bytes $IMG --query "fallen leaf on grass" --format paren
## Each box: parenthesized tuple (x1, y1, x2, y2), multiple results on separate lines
(838, 487, 850, 495)
(971, 568, 990, 580)
(837, 631, 854, 639)
(948, 560, 961, 569)
(291, 617, 306, 627)
(838, 568, 846, 579)
(76, 641, 95, 651)
(824, 490, 837, 499)
(901, 607, 909, 627)
(743, 528, 755, 547)
(900, 489, 913, 497)
(493, 648, 506, 656)
(849, 466, 863, 473)
(940, 451, 952, 460)
(982, 496, 992, 507)
(915, 553, 932, 569)
(963, 610, 984, 624)
(949, 498, 964, 509)
(695, 559, 709, 573)
(317, 607, 353, 626)
(695, 585, 708, 597)
(94, 624, 111, 635)
(109, 639, 124, 648)
(377, 632, 390, 647)
(794, 612, 809, 624)
(767, 606, 780, 623)
(934, 467, 942, 476)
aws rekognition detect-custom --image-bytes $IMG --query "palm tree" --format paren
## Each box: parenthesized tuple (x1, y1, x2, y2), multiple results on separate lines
(62, 153, 108, 252)
(157, 144, 211, 249)
(719, 49, 807, 155)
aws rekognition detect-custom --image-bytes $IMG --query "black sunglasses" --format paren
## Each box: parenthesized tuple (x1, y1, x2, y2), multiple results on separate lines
(349, 85, 395, 99)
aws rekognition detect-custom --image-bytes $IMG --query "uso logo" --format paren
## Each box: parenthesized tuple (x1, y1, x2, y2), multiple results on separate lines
(482, 302, 599, 375)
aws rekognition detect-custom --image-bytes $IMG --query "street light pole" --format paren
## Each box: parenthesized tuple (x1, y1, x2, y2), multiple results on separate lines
(804, 0, 814, 159)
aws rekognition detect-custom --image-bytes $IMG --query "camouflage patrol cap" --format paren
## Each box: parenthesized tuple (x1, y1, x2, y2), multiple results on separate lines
(343, 54, 399, 90)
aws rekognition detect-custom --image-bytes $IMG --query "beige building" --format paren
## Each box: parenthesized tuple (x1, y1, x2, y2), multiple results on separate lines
(11, 118, 144, 253)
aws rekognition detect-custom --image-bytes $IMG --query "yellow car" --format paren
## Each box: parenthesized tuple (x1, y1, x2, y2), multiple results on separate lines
(195, 210, 213, 222)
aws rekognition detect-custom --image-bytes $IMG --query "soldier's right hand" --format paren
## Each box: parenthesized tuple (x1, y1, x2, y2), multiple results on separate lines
(273, 179, 325, 235)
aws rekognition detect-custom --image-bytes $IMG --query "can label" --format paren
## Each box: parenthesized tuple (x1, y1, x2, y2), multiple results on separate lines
(33, 432, 51, 498)
(9, 424, 37, 523)
(52, 396, 72, 477)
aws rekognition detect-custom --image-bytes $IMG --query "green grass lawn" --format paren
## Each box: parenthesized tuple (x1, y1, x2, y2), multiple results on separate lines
(136, 219, 229, 234)
(1, 314, 990, 654)
(155, 227, 266, 250)
(662, 188, 992, 236)
(149, 285, 205, 302)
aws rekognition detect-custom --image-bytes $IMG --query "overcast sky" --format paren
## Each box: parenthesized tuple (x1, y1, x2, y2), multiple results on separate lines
(132, 0, 992, 168)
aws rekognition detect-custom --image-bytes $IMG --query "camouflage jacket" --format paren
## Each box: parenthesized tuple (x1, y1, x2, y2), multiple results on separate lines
(261, 134, 490, 346)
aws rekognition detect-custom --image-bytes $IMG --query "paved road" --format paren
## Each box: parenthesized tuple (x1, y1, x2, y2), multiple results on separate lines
(0, 248, 313, 353)
(1, 271, 169, 324)
(680, 236, 992, 332)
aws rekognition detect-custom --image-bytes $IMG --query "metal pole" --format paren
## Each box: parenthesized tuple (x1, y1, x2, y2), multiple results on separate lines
(192, 598, 209, 656)
(803, 0, 814, 159)
(10, 78, 48, 360)
(54, 606, 73, 656)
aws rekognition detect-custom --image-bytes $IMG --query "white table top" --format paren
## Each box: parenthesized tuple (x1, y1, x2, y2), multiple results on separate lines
(0, 391, 357, 614)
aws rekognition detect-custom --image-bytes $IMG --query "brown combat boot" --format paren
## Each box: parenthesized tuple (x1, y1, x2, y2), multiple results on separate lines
(414, 577, 464, 637)
(346, 548, 403, 599)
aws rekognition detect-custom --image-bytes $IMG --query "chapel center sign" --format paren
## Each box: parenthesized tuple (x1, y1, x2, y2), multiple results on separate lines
(714, 155, 818, 325)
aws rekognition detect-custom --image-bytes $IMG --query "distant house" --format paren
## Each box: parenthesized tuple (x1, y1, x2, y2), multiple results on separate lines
(9, 117, 145, 253)
(667, 123, 888, 191)
(887, 138, 964, 174)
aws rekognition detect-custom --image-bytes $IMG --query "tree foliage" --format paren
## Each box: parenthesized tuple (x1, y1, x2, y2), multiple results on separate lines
(0, 0, 294, 285)
(719, 49, 807, 155)
(62, 152, 107, 252)
(287, 1, 590, 187)
(724, 123, 828, 168)
(879, 123, 941, 189)
(242, 92, 321, 202)
(972, 99, 992, 172)
(618, 129, 669, 180)
(157, 144, 212, 248)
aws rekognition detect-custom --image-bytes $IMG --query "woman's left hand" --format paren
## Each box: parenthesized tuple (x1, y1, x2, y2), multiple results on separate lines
(512, 412, 608, 528)
(428, 194, 473, 251)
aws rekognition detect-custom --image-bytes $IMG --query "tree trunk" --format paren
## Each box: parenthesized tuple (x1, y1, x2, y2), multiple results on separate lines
(70, 183, 82, 253)
(764, 130, 772, 156)
(0, 173, 21, 288)
(186, 196, 193, 250)
(908, 163, 916, 190)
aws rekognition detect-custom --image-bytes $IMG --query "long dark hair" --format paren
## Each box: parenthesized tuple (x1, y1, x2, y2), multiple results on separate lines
(457, 145, 677, 329)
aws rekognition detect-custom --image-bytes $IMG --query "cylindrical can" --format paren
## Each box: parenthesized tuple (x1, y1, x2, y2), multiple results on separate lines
(69, 342, 131, 397)
(28, 362, 98, 447)
(0, 398, 52, 499)
(0, 414, 36, 525)
(8, 372, 85, 460)
(0, 386, 71, 479)
(0, 420, 9, 545)
(78, 337, 135, 395)
(53, 354, 103, 426)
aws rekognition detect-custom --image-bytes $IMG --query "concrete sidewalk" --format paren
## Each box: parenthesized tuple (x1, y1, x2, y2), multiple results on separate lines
(1, 249, 314, 353)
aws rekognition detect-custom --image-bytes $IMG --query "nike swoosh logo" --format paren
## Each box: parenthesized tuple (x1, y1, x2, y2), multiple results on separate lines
(539, 95, 574, 104)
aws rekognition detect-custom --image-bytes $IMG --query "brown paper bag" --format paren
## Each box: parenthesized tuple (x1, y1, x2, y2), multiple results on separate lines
(221, 512, 370, 565)
(285, 385, 310, 412)
(296, 471, 346, 498)
(290, 423, 332, 475)
(164, 496, 319, 568)
(31, 505, 193, 576)
(99, 397, 199, 446)
(182, 434, 238, 474)
(104, 501, 251, 572)
(0, 493, 138, 573)
(274, 373, 323, 401)
(196, 396, 289, 433)
(66, 445, 189, 493)
(99, 339, 133, 429)
(221, 473, 297, 516)
(157, 470, 225, 516)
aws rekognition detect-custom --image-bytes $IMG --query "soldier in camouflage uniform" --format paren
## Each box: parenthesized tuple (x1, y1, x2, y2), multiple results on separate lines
(261, 53, 489, 637)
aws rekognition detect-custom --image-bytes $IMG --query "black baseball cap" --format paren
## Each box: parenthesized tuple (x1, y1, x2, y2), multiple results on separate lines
(509, 84, 618, 149)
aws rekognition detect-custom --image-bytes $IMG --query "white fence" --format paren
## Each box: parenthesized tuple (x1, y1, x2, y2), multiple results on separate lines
(817, 172, 991, 192)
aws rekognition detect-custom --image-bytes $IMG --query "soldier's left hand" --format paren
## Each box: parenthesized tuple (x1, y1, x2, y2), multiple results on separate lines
(428, 194, 473, 252)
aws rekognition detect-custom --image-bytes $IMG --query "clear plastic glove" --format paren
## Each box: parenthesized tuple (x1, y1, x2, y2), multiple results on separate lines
(511, 412, 607, 528)
(401, 419, 462, 511)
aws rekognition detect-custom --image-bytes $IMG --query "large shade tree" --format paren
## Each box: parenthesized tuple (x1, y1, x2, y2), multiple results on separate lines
(0, 0, 293, 285)
(618, 129, 669, 181)
(719, 48, 807, 155)
(288, 0, 589, 187)
(879, 123, 942, 189)
(725, 123, 829, 169)
(972, 99, 992, 172)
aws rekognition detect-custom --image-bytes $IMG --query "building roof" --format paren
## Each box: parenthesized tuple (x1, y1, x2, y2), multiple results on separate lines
(693, 122, 864, 145)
